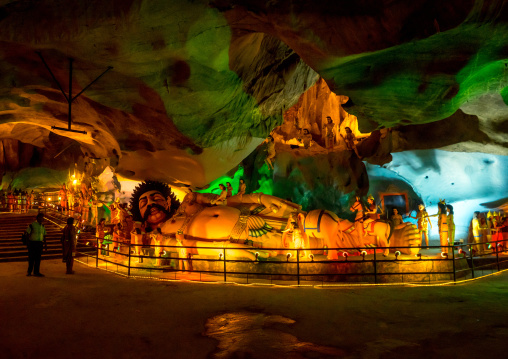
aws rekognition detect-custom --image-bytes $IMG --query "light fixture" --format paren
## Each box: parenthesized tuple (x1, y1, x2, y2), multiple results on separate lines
(441, 252, 448, 258)
(395, 251, 401, 259)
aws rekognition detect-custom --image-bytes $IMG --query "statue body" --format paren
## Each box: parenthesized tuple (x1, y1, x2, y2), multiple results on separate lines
(130, 181, 421, 264)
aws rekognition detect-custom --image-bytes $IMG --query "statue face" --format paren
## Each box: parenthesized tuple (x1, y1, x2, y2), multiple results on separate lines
(393, 208, 398, 214)
(138, 190, 169, 226)
(418, 204, 424, 211)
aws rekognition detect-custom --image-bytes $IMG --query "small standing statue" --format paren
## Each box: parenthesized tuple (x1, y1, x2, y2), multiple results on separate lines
(263, 135, 276, 170)
(437, 200, 449, 254)
(409, 204, 432, 248)
(67, 187, 75, 216)
(282, 213, 309, 258)
(238, 179, 246, 199)
(226, 182, 233, 198)
(471, 211, 483, 254)
(391, 208, 404, 227)
(59, 184, 68, 214)
(299, 128, 312, 149)
(446, 204, 455, 247)
(341, 127, 362, 159)
(324, 116, 335, 150)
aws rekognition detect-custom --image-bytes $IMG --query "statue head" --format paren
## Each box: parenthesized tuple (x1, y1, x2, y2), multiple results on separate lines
(393, 208, 398, 215)
(219, 184, 226, 191)
(130, 181, 180, 227)
(418, 204, 425, 211)
(446, 204, 454, 214)
(367, 195, 374, 203)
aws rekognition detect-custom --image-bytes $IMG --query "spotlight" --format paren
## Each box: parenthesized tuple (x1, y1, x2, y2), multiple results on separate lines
(395, 251, 401, 259)
(85, 242, 90, 246)
(360, 250, 367, 257)
(219, 252, 223, 260)
(415, 253, 422, 259)
(255, 252, 259, 260)
(309, 254, 314, 261)
(286, 253, 292, 261)
(441, 252, 448, 258)
(162, 250, 167, 255)
(342, 252, 348, 259)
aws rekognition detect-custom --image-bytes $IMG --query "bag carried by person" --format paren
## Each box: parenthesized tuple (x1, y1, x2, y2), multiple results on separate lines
(21, 224, 33, 246)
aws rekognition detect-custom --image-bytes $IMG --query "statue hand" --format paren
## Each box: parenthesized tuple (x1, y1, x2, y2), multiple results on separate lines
(390, 223, 421, 255)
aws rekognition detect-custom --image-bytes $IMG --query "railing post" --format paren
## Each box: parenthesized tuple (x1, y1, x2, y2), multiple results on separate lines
(451, 244, 456, 282)
(470, 244, 475, 278)
(223, 248, 227, 283)
(373, 249, 378, 284)
(297, 249, 300, 286)
(96, 236, 99, 268)
(128, 242, 131, 277)
(496, 242, 500, 272)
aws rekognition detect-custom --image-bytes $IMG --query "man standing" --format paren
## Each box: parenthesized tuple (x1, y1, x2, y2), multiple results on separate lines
(26, 213, 47, 277)
(61, 217, 77, 274)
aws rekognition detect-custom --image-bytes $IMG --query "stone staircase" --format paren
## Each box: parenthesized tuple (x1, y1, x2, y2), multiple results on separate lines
(0, 211, 96, 263)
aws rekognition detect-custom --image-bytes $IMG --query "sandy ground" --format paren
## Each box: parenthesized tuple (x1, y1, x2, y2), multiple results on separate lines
(1, 259, 507, 359)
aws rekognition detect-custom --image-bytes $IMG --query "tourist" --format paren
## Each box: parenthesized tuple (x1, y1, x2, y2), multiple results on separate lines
(61, 217, 77, 274)
(26, 213, 47, 277)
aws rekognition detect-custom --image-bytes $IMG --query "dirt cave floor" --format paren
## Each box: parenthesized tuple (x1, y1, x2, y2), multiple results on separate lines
(1, 259, 507, 359)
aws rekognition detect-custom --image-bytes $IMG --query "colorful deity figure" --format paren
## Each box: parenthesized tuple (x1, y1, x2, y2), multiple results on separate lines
(446, 204, 455, 247)
(437, 200, 449, 254)
(324, 116, 335, 150)
(409, 204, 432, 248)
(127, 181, 421, 265)
(59, 184, 68, 213)
(471, 211, 483, 254)
(263, 135, 276, 170)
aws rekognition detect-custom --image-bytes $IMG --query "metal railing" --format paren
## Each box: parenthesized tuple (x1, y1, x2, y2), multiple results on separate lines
(74, 235, 508, 287)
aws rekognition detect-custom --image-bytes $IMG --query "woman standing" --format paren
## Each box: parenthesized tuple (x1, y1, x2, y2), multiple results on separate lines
(61, 217, 77, 274)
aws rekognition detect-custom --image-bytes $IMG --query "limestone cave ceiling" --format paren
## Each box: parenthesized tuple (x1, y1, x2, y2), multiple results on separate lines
(0, 0, 507, 187)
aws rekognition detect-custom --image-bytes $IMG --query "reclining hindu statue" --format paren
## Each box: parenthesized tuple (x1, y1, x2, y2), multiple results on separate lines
(129, 181, 421, 263)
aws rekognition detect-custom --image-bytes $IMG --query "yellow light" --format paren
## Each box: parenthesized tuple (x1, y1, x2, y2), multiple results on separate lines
(48, 197, 51, 201)
(73, 179, 77, 185)
(59, 197, 61, 200)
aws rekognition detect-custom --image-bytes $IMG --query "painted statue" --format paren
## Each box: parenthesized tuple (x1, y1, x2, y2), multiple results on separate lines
(129, 181, 421, 265)
(341, 127, 361, 158)
(238, 179, 246, 199)
(324, 116, 335, 150)
(471, 211, 483, 254)
(437, 200, 449, 254)
(59, 184, 68, 213)
(300, 128, 312, 149)
(263, 135, 276, 170)
(391, 208, 404, 228)
(409, 204, 432, 248)
(226, 182, 233, 198)
(446, 204, 455, 247)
